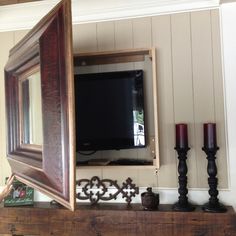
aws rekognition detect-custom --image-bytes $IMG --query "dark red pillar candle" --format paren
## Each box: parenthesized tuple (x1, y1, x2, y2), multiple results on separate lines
(204, 123, 217, 149)
(176, 124, 188, 148)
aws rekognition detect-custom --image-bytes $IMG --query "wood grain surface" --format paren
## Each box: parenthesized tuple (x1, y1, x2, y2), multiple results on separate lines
(0, 203, 235, 236)
(4, 0, 75, 210)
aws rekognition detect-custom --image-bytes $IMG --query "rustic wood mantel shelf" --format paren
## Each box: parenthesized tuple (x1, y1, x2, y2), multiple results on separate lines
(0, 203, 235, 236)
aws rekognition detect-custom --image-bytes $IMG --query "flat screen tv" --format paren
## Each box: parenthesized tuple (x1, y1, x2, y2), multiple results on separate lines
(74, 70, 146, 151)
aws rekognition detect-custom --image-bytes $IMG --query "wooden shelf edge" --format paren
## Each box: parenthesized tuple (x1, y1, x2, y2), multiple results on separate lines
(73, 48, 152, 66)
(1, 202, 235, 214)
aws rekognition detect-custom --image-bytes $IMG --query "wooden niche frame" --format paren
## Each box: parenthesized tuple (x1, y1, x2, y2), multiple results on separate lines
(74, 48, 160, 169)
(4, 0, 75, 211)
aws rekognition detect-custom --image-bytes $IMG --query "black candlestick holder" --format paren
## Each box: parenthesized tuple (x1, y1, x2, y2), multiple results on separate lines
(202, 146, 227, 213)
(173, 146, 195, 212)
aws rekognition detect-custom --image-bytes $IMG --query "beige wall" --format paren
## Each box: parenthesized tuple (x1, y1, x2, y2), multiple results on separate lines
(0, 9, 228, 189)
(73, 9, 228, 189)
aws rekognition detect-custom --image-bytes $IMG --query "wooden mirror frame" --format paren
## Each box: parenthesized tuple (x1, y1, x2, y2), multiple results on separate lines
(4, 0, 75, 210)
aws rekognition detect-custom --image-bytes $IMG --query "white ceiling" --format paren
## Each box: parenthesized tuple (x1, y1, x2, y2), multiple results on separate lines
(0, 0, 220, 32)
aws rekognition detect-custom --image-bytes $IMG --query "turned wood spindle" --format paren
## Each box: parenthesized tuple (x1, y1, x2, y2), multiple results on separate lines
(202, 123, 227, 213)
(173, 124, 195, 212)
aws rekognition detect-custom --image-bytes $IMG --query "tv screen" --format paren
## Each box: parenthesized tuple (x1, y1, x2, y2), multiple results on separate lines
(75, 70, 146, 151)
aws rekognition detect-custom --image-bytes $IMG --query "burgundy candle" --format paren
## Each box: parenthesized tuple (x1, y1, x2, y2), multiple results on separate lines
(176, 124, 188, 148)
(204, 123, 217, 149)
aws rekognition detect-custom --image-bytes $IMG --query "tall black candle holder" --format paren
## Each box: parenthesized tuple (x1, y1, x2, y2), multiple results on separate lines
(202, 146, 227, 213)
(173, 146, 195, 212)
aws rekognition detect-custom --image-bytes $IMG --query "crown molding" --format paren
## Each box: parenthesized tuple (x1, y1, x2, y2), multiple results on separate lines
(72, 0, 219, 24)
(0, 0, 60, 32)
(0, 0, 220, 32)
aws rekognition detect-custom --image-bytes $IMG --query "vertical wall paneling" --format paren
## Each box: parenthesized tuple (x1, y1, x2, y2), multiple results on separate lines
(132, 17, 152, 48)
(114, 18, 135, 108)
(171, 13, 198, 187)
(72, 10, 228, 189)
(72, 23, 98, 53)
(114, 19, 134, 71)
(97, 21, 115, 52)
(73, 24, 99, 74)
(114, 20, 133, 50)
(210, 10, 228, 188)
(191, 11, 215, 187)
(0, 32, 14, 185)
(73, 25, 100, 73)
(35, 9, 229, 190)
(152, 15, 177, 187)
(97, 21, 116, 73)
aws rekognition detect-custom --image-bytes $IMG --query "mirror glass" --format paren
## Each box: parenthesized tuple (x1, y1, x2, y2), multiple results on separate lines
(20, 68, 43, 147)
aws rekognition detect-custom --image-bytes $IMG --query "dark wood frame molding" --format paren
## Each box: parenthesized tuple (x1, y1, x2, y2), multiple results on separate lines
(4, 0, 75, 210)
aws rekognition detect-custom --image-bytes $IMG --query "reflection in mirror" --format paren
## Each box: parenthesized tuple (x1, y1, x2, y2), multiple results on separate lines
(20, 68, 43, 147)
(133, 110, 145, 146)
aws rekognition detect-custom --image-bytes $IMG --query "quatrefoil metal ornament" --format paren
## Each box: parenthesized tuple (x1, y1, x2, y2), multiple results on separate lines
(76, 176, 139, 205)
